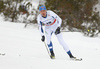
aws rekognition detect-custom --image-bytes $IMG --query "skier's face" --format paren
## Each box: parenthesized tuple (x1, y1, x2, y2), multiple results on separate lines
(40, 10, 47, 17)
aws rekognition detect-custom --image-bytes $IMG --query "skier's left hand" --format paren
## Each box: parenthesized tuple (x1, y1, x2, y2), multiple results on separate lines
(55, 27, 61, 35)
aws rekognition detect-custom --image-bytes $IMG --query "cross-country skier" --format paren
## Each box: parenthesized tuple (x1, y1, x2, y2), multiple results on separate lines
(37, 5, 77, 60)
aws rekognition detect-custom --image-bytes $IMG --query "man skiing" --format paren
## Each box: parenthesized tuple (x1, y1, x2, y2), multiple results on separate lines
(37, 5, 81, 60)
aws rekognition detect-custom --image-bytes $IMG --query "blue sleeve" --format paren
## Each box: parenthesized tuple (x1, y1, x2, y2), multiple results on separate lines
(40, 21, 44, 33)
(37, 15, 44, 36)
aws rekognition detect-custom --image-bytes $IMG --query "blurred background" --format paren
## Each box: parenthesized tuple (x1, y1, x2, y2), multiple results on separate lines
(0, 0, 100, 37)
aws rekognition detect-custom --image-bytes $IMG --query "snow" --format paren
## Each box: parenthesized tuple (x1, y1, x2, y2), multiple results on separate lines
(23, 0, 39, 9)
(93, 3, 100, 16)
(0, 17, 100, 69)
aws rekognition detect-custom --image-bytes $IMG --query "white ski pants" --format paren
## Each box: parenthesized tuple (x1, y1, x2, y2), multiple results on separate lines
(45, 26, 70, 52)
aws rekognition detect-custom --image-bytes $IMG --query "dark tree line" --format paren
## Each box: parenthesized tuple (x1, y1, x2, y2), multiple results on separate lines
(44, 0, 100, 37)
(0, 0, 100, 37)
(0, 0, 37, 24)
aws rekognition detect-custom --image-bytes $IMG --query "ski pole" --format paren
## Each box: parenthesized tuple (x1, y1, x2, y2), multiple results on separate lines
(44, 41, 51, 56)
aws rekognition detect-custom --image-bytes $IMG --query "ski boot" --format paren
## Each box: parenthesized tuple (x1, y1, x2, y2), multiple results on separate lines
(69, 54, 82, 61)
(50, 51, 55, 59)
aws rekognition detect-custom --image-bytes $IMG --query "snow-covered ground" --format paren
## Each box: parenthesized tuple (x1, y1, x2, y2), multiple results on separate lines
(0, 17, 100, 69)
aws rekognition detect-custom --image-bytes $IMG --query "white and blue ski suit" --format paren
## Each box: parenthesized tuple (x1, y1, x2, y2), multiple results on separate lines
(37, 10, 70, 53)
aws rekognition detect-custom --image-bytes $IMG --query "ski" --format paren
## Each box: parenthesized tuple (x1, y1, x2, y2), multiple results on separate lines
(50, 55, 55, 59)
(71, 57, 82, 61)
(0, 53, 5, 56)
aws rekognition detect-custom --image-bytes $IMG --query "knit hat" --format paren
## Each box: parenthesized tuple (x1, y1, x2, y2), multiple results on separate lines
(39, 5, 46, 11)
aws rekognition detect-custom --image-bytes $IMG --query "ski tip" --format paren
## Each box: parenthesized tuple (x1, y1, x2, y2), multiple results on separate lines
(71, 57, 82, 61)
(75, 58, 82, 61)
(0, 53, 6, 56)
(50, 55, 55, 59)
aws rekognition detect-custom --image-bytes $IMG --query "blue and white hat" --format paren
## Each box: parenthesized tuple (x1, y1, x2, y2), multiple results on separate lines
(39, 5, 46, 11)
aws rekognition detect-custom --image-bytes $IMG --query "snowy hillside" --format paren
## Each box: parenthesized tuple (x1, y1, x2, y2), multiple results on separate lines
(0, 17, 100, 69)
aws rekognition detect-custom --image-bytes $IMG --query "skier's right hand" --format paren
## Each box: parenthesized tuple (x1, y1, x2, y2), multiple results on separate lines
(41, 36, 45, 42)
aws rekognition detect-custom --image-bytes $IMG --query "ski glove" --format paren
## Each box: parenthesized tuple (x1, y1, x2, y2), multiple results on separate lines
(41, 36, 45, 42)
(55, 27, 61, 35)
